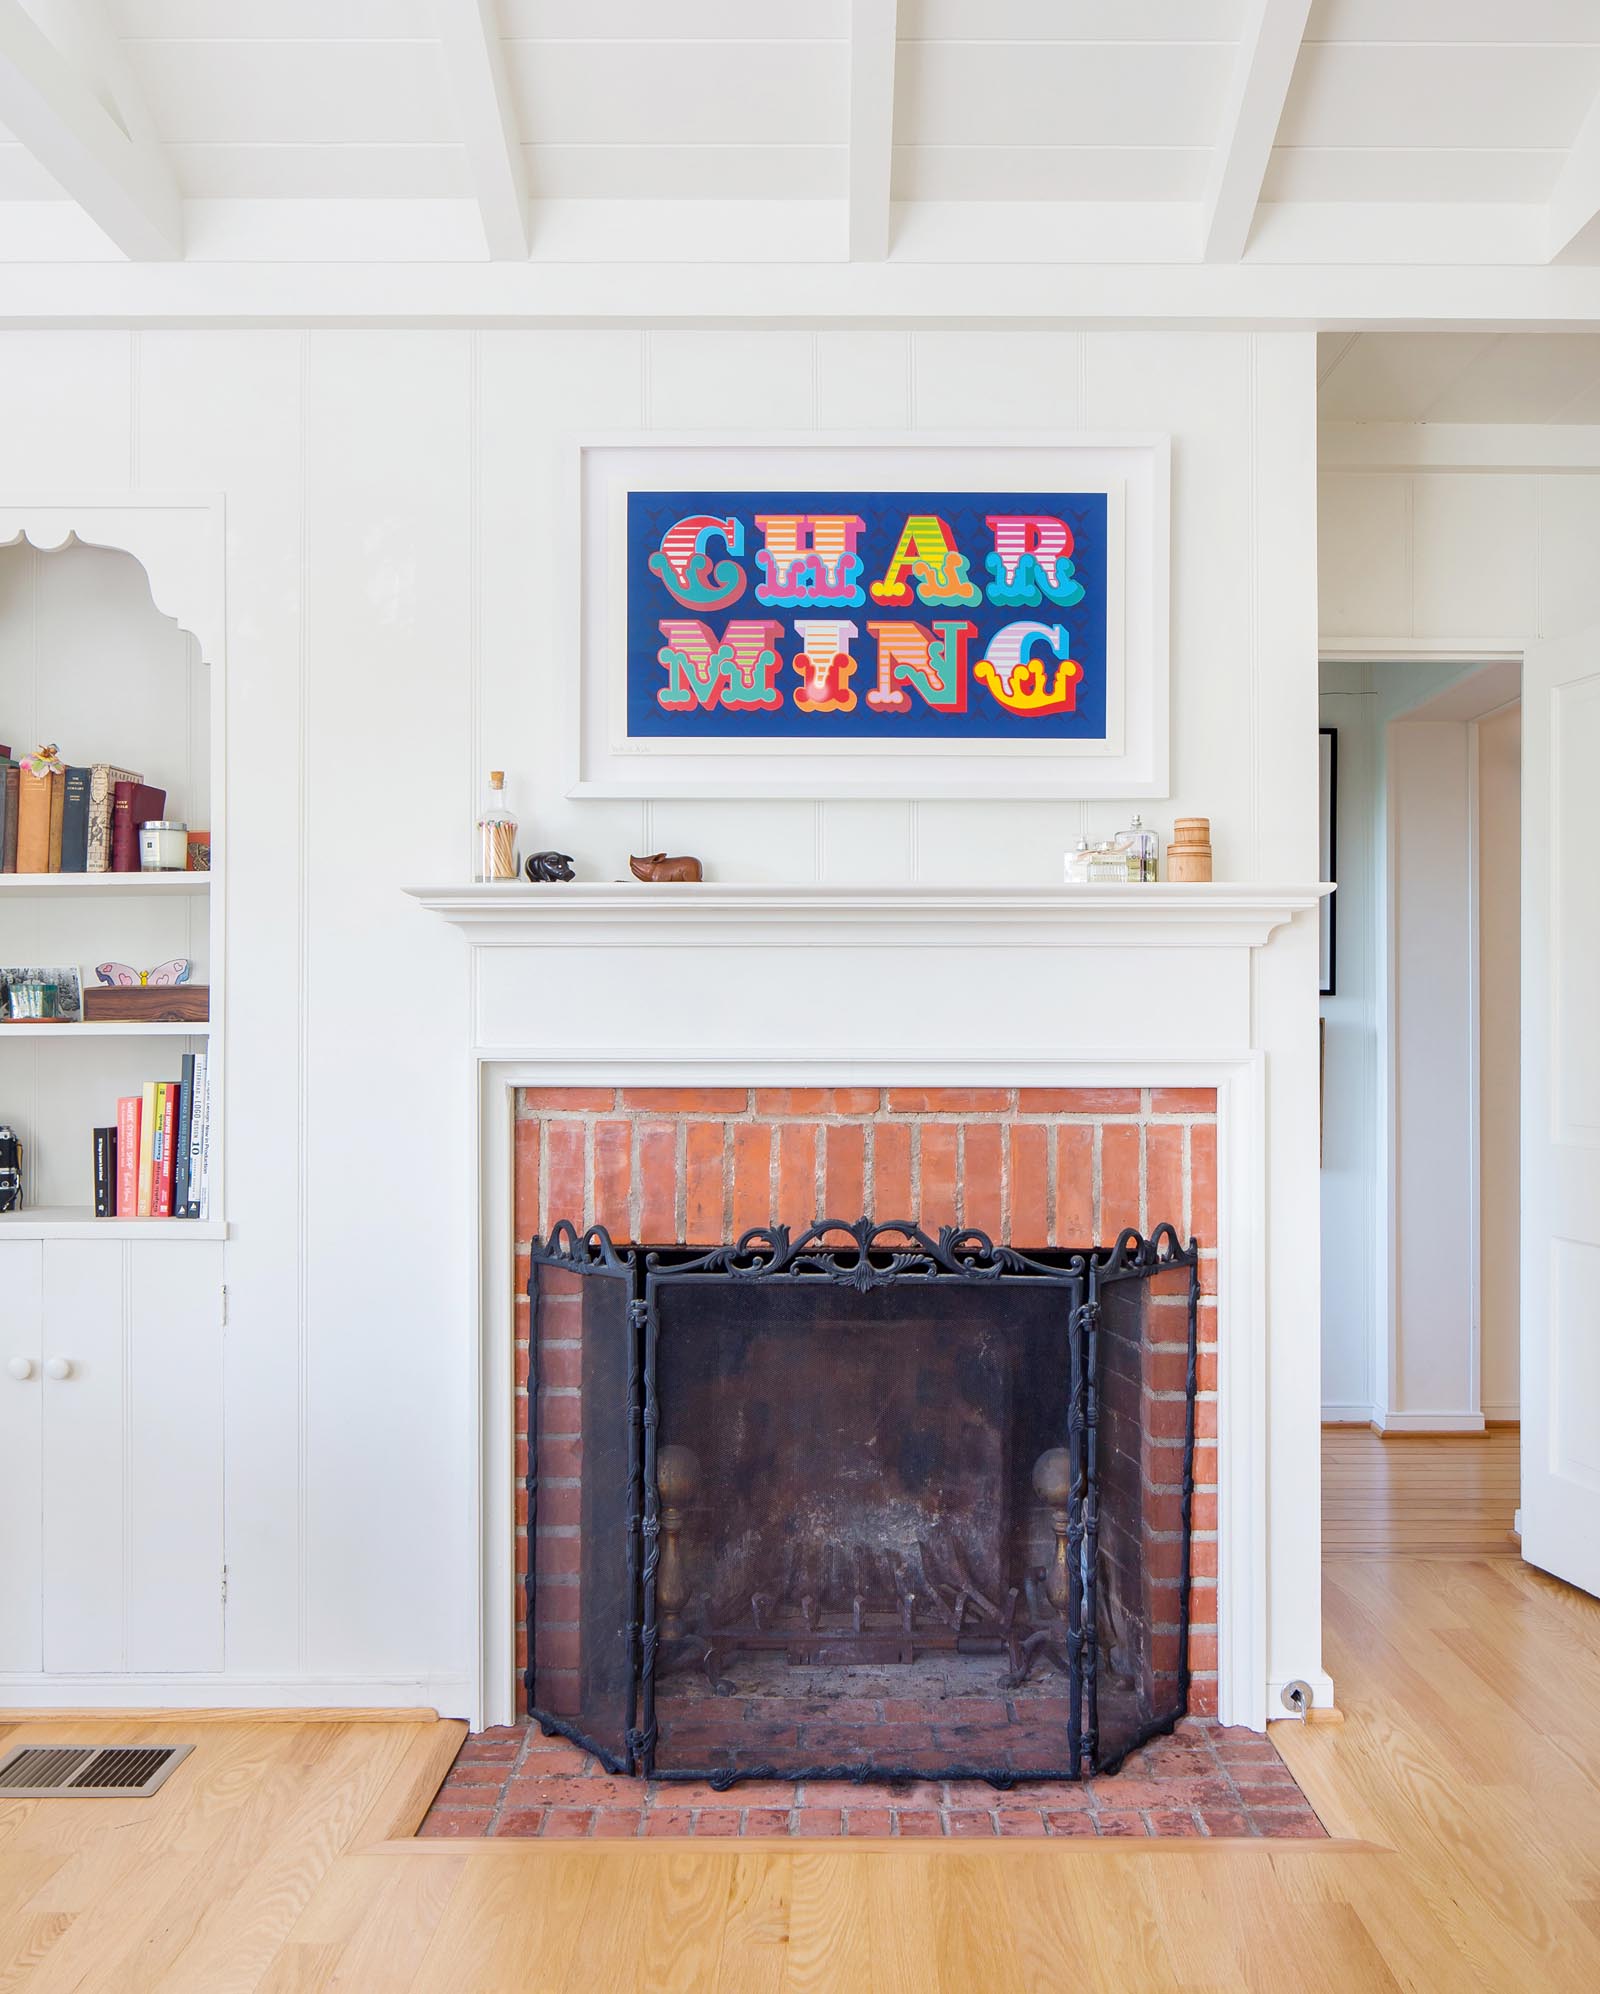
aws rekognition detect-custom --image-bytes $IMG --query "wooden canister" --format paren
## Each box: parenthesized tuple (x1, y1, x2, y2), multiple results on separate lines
(1166, 816, 1213, 882)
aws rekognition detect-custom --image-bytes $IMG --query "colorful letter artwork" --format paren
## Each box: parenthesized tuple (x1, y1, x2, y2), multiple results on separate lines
(626, 490, 1109, 743)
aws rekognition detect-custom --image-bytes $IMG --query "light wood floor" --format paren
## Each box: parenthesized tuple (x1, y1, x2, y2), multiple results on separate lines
(3, 1426, 1598, 1990)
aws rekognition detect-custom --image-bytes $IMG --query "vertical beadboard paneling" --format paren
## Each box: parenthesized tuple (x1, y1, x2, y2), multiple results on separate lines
(301, 332, 474, 1679)
(1535, 474, 1600, 640)
(1317, 473, 1414, 640)
(1249, 335, 1324, 1694)
(1411, 474, 1538, 638)
(0, 333, 132, 485)
(139, 330, 308, 1676)
(646, 331, 816, 430)
(476, 331, 646, 875)
(815, 332, 914, 429)
(127, 1240, 224, 1672)
(911, 331, 1082, 428)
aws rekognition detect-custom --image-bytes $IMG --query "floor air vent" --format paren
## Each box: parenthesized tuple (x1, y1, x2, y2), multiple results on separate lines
(0, 1742, 193, 1798)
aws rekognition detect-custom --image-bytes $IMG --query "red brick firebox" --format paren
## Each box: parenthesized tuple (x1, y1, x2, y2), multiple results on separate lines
(513, 1085, 1220, 1715)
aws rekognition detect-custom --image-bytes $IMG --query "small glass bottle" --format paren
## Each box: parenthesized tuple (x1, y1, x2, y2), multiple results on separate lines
(1124, 812, 1158, 882)
(1064, 836, 1093, 884)
(475, 769, 519, 882)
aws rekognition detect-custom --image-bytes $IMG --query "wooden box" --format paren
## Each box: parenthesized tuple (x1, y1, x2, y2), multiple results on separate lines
(83, 984, 210, 1024)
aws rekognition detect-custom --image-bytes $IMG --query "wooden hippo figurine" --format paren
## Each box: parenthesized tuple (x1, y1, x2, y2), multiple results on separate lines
(629, 852, 703, 883)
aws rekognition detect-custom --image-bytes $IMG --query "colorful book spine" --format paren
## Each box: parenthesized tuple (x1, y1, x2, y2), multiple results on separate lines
(153, 1083, 174, 1218)
(174, 1051, 195, 1217)
(93, 1126, 118, 1217)
(15, 766, 59, 873)
(137, 1079, 158, 1216)
(196, 1059, 212, 1221)
(185, 1054, 207, 1218)
(87, 765, 140, 874)
(116, 1096, 141, 1216)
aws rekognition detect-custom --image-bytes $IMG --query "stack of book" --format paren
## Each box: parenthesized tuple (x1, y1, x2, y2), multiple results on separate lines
(91, 1051, 212, 1219)
(0, 748, 166, 874)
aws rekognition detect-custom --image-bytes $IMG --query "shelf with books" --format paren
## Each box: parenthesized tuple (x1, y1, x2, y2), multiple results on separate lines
(2, 502, 226, 1237)
(0, 871, 210, 898)
(0, 1205, 227, 1241)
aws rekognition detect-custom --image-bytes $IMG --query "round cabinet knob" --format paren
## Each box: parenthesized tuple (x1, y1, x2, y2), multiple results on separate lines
(43, 1357, 72, 1381)
(7, 1356, 34, 1381)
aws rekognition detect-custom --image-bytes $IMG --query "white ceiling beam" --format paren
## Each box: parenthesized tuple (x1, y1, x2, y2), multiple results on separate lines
(1200, 0, 1313, 263)
(0, 0, 180, 259)
(848, 0, 897, 262)
(433, 0, 529, 261)
(1546, 86, 1600, 260)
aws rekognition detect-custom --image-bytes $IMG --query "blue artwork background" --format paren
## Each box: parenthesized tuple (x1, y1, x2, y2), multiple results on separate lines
(625, 489, 1108, 741)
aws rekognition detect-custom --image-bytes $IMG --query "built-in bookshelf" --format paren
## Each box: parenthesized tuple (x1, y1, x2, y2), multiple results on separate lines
(0, 501, 224, 1239)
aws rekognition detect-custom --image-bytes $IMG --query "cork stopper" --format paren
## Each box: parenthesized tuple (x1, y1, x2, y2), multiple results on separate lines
(489, 770, 505, 788)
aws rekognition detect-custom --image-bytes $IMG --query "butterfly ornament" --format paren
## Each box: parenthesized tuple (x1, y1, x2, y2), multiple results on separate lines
(95, 958, 192, 988)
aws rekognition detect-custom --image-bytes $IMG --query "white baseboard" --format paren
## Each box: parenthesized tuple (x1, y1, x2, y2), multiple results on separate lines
(1372, 1410, 1487, 1434)
(1482, 1403, 1521, 1423)
(0, 1672, 472, 1717)
(1321, 1403, 1375, 1425)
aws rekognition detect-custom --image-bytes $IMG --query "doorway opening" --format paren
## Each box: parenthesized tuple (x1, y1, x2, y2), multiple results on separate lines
(1317, 656, 1522, 1540)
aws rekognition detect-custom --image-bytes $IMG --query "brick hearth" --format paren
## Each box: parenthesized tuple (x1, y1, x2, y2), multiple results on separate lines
(419, 1719, 1324, 1840)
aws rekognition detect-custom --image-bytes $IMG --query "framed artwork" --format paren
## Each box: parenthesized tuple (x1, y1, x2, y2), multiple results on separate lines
(565, 433, 1170, 799)
(1319, 727, 1338, 996)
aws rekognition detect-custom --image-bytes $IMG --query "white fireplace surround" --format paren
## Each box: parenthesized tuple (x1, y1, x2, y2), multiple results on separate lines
(409, 881, 1332, 1734)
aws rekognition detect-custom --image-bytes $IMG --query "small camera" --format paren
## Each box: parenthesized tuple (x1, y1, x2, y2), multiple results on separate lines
(0, 1125, 21, 1212)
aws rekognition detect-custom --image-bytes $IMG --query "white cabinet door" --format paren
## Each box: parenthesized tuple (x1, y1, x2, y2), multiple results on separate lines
(127, 1241, 224, 1672)
(0, 1241, 43, 1674)
(39, 1239, 226, 1677)
(41, 1241, 125, 1673)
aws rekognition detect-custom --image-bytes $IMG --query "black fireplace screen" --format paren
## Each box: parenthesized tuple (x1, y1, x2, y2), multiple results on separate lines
(525, 1219, 1200, 1788)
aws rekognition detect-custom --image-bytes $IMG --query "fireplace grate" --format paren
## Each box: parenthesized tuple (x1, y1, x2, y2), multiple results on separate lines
(0, 1742, 193, 1798)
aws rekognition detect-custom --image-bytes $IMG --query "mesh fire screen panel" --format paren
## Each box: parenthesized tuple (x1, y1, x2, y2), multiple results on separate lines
(524, 1221, 1198, 1787)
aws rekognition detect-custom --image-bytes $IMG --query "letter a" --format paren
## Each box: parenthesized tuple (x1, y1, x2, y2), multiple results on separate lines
(869, 515, 982, 608)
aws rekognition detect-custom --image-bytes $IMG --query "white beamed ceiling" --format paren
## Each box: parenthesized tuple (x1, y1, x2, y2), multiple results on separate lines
(4, 0, 1600, 287)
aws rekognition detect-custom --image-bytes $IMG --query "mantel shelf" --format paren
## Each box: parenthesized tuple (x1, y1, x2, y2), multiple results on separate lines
(405, 881, 1329, 950)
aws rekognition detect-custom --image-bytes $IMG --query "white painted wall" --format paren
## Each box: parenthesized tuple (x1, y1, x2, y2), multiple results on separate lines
(0, 329, 1322, 1714)
(1478, 703, 1521, 1421)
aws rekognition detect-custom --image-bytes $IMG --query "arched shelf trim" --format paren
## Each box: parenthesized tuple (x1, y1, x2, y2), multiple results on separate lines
(0, 496, 225, 670)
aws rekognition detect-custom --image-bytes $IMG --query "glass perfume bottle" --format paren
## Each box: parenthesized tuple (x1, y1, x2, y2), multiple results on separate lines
(1064, 836, 1093, 884)
(475, 769, 519, 882)
(1124, 812, 1158, 882)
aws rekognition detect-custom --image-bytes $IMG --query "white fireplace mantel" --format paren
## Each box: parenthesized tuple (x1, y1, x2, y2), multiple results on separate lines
(406, 881, 1325, 952)
(409, 874, 1333, 1735)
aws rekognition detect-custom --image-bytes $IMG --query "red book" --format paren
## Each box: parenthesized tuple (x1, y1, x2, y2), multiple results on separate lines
(116, 1095, 141, 1216)
(110, 781, 167, 873)
(154, 1083, 176, 1217)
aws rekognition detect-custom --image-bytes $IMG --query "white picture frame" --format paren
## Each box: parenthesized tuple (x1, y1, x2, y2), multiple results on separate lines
(563, 432, 1171, 801)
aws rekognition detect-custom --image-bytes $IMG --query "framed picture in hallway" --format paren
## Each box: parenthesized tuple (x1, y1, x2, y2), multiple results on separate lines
(1319, 726, 1338, 996)
(564, 433, 1170, 800)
